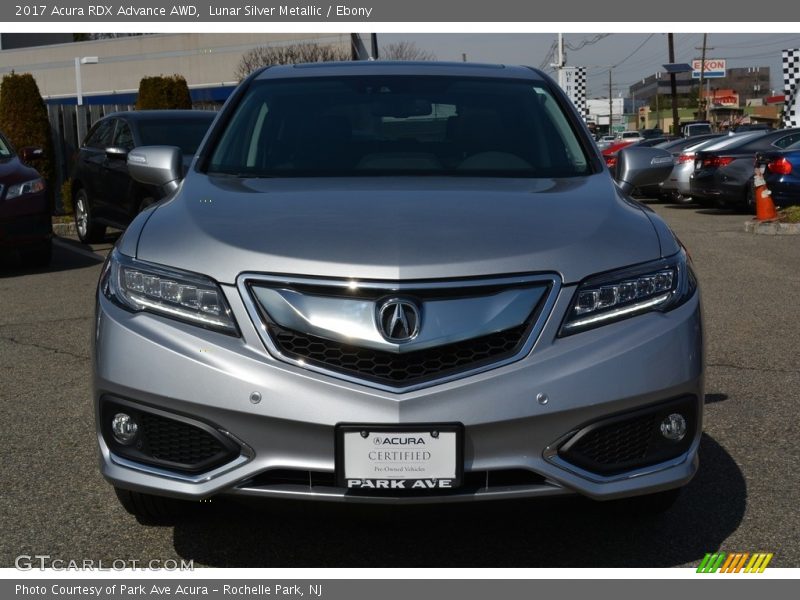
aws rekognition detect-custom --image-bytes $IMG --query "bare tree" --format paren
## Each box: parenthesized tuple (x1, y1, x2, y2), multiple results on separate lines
(380, 42, 436, 61)
(235, 43, 351, 80)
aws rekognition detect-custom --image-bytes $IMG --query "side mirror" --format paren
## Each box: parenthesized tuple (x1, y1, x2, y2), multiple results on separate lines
(19, 146, 44, 163)
(105, 146, 129, 161)
(127, 146, 183, 192)
(614, 146, 674, 195)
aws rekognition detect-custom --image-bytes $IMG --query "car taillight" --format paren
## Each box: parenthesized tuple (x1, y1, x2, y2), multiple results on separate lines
(606, 155, 618, 168)
(702, 156, 734, 168)
(676, 154, 693, 164)
(766, 157, 792, 175)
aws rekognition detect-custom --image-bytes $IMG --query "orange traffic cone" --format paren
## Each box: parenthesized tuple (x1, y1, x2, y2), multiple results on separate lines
(753, 167, 778, 221)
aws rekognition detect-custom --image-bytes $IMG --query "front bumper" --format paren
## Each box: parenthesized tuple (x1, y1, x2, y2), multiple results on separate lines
(0, 207, 51, 248)
(94, 280, 704, 504)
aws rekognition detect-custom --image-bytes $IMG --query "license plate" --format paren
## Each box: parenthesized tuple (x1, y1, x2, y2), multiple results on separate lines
(336, 424, 462, 491)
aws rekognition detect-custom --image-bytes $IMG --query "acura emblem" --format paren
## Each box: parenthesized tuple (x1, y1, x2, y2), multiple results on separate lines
(377, 298, 421, 342)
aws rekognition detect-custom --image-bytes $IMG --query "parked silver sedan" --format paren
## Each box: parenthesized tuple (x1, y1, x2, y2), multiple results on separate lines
(93, 62, 703, 520)
(658, 135, 724, 202)
(660, 132, 764, 202)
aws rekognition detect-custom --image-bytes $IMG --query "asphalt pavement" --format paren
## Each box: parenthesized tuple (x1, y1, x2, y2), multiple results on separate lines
(1, 203, 798, 568)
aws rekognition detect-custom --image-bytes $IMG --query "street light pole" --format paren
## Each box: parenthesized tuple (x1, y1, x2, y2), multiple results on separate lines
(74, 57, 83, 107)
(74, 56, 98, 143)
(609, 69, 613, 135)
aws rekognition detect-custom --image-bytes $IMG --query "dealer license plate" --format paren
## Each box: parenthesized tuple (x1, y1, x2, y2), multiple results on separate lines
(337, 425, 462, 491)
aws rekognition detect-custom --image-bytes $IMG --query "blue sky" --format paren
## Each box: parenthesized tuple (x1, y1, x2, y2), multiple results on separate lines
(379, 33, 800, 97)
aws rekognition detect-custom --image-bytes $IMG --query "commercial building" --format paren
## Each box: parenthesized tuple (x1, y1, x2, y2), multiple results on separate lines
(0, 32, 352, 105)
(629, 67, 771, 106)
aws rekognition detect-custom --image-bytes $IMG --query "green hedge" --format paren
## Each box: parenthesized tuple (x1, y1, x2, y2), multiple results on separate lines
(136, 75, 192, 110)
(0, 72, 54, 209)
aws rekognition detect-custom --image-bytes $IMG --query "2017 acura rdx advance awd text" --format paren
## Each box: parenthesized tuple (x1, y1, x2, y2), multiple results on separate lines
(94, 62, 703, 520)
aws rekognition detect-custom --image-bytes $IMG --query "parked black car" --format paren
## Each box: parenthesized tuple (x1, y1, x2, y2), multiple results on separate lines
(690, 128, 800, 209)
(0, 130, 51, 266)
(71, 110, 216, 243)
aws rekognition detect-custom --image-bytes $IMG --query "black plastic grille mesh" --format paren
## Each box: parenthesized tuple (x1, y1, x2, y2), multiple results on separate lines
(268, 323, 529, 386)
(138, 412, 227, 466)
(563, 414, 655, 467)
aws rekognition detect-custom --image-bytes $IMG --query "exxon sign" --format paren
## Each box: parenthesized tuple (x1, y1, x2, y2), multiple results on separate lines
(692, 59, 726, 79)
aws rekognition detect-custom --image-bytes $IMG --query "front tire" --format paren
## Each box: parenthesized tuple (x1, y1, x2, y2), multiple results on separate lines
(74, 188, 105, 243)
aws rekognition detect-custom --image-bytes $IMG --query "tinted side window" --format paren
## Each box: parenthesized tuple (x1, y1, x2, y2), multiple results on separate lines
(85, 119, 115, 149)
(772, 132, 800, 149)
(113, 121, 135, 150)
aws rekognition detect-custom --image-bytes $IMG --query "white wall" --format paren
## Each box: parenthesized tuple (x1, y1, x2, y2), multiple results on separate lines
(0, 33, 351, 99)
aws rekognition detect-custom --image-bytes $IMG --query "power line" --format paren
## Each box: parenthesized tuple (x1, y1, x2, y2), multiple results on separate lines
(565, 33, 612, 51)
(612, 33, 657, 68)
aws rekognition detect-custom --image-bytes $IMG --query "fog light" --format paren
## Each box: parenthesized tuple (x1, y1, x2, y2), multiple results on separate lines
(111, 413, 138, 445)
(660, 413, 687, 441)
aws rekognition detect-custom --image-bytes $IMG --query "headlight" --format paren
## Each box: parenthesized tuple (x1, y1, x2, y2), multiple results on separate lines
(5, 177, 45, 199)
(101, 249, 238, 335)
(559, 250, 697, 336)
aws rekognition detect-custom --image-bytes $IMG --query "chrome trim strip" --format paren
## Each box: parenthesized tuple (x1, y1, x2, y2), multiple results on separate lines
(236, 272, 562, 393)
(250, 285, 548, 353)
(109, 453, 251, 483)
(231, 481, 570, 504)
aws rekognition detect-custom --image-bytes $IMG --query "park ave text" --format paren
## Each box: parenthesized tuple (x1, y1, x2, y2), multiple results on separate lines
(16, 4, 373, 18)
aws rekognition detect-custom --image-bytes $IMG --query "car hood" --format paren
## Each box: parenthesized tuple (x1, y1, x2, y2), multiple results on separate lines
(134, 174, 661, 284)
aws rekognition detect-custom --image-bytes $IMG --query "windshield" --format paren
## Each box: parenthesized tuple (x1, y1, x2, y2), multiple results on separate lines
(206, 76, 590, 178)
(138, 117, 214, 155)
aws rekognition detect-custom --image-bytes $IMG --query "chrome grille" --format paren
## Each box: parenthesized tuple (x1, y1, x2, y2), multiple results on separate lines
(239, 273, 560, 391)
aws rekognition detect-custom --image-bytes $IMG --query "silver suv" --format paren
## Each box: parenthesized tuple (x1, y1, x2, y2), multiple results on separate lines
(94, 62, 702, 520)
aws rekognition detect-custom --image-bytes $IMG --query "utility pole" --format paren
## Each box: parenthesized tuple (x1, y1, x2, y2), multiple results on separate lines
(655, 78, 660, 131)
(668, 33, 680, 134)
(696, 34, 714, 122)
(553, 33, 566, 89)
(609, 69, 613, 135)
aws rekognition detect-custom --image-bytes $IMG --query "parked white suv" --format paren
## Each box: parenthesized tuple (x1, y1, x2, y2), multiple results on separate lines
(618, 131, 644, 141)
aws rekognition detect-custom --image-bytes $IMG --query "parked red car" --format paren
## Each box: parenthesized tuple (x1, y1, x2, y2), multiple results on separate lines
(0, 131, 51, 266)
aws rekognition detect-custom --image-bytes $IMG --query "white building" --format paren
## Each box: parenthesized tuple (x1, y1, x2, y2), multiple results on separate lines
(586, 98, 625, 130)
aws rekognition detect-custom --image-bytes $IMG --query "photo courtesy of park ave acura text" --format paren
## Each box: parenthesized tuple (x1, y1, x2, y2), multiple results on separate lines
(0, 28, 798, 571)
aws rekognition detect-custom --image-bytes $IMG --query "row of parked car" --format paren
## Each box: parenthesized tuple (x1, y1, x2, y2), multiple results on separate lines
(0, 131, 52, 266)
(600, 128, 800, 210)
(3, 109, 797, 269)
(0, 110, 215, 266)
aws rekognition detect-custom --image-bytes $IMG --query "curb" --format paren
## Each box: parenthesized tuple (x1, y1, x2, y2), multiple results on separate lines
(744, 220, 800, 235)
(52, 220, 77, 238)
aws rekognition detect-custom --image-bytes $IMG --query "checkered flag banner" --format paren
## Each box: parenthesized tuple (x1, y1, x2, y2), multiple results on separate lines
(559, 66, 589, 121)
(783, 49, 800, 128)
